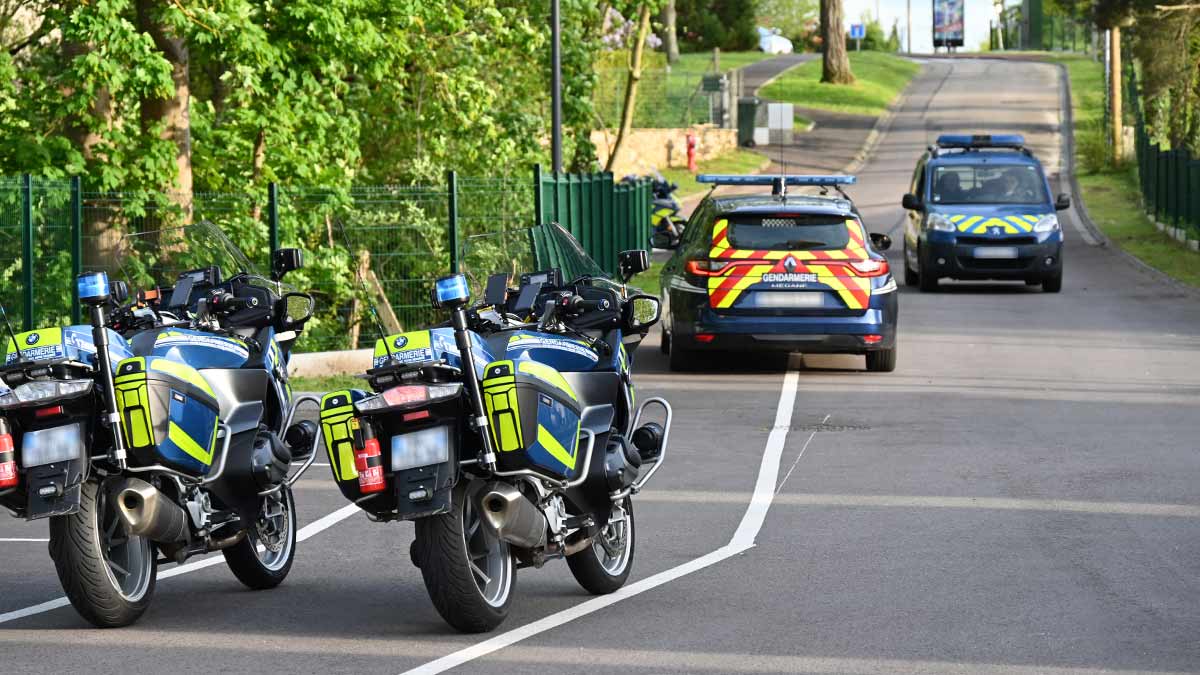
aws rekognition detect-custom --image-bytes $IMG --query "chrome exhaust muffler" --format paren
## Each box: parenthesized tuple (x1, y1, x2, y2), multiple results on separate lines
(478, 482, 547, 549)
(113, 478, 191, 544)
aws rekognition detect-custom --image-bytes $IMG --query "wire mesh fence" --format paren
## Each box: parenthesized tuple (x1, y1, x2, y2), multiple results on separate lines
(2, 168, 646, 354)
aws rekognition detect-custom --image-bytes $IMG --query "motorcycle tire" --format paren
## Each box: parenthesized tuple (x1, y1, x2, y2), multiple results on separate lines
(414, 481, 515, 633)
(567, 497, 635, 595)
(223, 485, 297, 590)
(49, 478, 157, 628)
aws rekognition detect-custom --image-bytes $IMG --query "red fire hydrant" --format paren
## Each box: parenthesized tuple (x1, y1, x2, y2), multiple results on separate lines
(686, 132, 698, 173)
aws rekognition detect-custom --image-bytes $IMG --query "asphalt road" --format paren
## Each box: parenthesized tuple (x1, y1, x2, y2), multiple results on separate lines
(3, 58, 1200, 674)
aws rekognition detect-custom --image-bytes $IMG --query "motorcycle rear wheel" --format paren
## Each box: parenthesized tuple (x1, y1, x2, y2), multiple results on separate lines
(223, 485, 297, 589)
(414, 481, 515, 633)
(567, 497, 635, 594)
(49, 478, 157, 628)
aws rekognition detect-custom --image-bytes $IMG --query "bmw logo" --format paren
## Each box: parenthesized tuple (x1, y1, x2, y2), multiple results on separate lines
(783, 257, 798, 273)
(25, 333, 38, 346)
(394, 335, 408, 349)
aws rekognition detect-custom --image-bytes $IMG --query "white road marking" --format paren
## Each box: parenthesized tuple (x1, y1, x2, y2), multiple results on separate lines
(0, 538, 49, 542)
(402, 371, 803, 675)
(775, 413, 828, 495)
(0, 504, 361, 625)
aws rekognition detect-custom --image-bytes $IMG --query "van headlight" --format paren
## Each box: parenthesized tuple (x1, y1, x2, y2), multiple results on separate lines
(0, 380, 93, 408)
(926, 214, 956, 232)
(1033, 214, 1060, 232)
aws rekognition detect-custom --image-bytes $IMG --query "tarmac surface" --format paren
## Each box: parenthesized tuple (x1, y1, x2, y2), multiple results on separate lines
(3, 58, 1199, 674)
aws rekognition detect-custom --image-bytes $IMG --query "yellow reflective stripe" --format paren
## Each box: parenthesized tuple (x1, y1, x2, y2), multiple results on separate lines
(715, 265, 771, 309)
(730, 249, 753, 259)
(537, 424, 579, 471)
(1022, 214, 1039, 224)
(948, 215, 965, 223)
(168, 421, 212, 465)
(1006, 216, 1032, 232)
(518, 361, 578, 401)
(149, 358, 215, 398)
(957, 216, 983, 232)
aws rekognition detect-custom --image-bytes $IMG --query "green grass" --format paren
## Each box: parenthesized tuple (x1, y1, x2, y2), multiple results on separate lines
(673, 51, 776, 75)
(1046, 53, 1200, 288)
(659, 148, 770, 199)
(291, 374, 368, 393)
(794, 112, 815, 130)
(630, 261, 664, 293)
(758, 52, 920, 117)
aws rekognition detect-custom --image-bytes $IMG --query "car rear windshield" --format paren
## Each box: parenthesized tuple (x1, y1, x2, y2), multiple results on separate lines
(725, 214, 851, 251)
(930, 164, 1047, 205)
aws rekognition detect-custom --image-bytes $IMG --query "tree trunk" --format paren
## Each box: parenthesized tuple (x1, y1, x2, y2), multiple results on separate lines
(663, 0, 679, 64)
(821, 0, 855, 84)
(604, 3, 652, 173)
(136, 0, 192, 220)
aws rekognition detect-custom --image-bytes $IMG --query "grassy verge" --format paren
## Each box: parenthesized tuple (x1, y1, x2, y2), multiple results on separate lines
(1048, 53, 1200, 288)
(659, 148, 769, 199)
(758, 52, 920, 117)
(629, 260, 664, 293)
(291, 374, 367, 393)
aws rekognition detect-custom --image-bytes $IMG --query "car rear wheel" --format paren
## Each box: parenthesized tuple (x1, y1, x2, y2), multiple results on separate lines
(903, 244, 919, 286)
(866, 348, 897, 373)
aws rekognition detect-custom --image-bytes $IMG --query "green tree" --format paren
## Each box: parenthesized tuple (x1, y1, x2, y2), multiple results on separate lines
(675, 0, 757, 51)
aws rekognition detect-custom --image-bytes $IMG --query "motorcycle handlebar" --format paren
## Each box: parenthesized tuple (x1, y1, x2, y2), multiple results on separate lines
(209, 290, 252, 313)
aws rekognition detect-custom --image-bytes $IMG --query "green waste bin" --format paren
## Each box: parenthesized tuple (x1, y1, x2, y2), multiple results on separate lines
(737, 97, 759, 147)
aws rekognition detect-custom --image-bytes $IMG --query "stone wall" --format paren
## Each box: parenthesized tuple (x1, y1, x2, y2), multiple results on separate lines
(592, 125, 737, 178)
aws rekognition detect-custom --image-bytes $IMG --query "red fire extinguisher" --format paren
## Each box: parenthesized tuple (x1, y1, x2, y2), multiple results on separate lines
(354, 420, 386, 494)
(0, 418, 17, 489)
(686, 132, 698, 173)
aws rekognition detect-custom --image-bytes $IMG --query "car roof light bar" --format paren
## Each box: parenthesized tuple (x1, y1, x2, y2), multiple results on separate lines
(697, 174, 858, 186)
(935, 134, 1026, 149)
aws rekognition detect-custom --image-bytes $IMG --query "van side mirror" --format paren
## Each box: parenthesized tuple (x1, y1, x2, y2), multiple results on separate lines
(271, 248, 304, 281)
(901, 193, 923, 211)
(869, 233, 892, 251)
(1055, 193, 1071, 211)
(618, 249, 650, 282)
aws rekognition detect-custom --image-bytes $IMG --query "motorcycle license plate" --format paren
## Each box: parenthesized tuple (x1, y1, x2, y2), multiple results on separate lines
(973, 247, 1018, 260)
(22, 423, 84, 468)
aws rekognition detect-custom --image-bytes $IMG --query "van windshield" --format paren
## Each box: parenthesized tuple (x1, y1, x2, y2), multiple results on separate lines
(727, 214, 851, 251)
(930, 164, 1047, 205)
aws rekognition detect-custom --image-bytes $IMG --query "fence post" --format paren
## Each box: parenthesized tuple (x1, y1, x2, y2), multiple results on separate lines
(20, 174, 33, 331)
(70, 176, 82, 324)
(533, 164, 544, 226)
(267, 182, 279, 258)
(447, 170, 459, 273)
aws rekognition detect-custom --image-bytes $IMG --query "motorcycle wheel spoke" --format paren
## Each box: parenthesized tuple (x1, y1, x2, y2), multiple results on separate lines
(467, 518, 480, 539)
(469, 560, 491, 585)
(107, 559, 129, 577)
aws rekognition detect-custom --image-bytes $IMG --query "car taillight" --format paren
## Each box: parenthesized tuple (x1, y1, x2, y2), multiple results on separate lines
(848, 259, 890, 277)
(685, 259, 725, 277)
(0, 419, 16, 489)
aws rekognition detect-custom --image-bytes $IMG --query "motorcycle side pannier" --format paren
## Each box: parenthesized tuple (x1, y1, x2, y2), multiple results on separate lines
(114, 357, 219, 477)
(481, 360, 582, 481)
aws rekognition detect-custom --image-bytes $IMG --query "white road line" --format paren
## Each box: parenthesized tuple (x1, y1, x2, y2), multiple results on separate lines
(402, 370, 803, 675)
(775, 413, 827, 495)
(0, 538, 49, 542)
(0, 504, 361, 625)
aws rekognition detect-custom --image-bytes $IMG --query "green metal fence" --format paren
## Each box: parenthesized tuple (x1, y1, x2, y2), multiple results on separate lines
(1, 167, 651, 352)
(991, 4, 1093, 52)
(1127, 68, 1200, 238)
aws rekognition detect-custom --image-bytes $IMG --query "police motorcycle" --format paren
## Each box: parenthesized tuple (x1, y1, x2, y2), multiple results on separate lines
(319, 223, 670, 632)
(622, 170, 685, 249)
(0, 221, 319, 627)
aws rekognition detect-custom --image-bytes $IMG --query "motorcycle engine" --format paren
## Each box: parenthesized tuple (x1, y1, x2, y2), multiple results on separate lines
(603, 434, 642, 492)
(250, 427, 292, 490)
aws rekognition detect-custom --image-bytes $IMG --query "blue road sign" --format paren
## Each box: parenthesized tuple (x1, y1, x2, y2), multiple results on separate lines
(850, 23, 866, 39)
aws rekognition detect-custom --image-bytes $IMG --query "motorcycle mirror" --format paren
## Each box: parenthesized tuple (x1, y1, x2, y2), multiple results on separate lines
(623, 294, 662, 333)
(484, 273, 508, 308)
(618, 250, 650, 283)
(271, 248, 304, 281)
(277, 292, 315, 330)
(110, 280, 130, 304)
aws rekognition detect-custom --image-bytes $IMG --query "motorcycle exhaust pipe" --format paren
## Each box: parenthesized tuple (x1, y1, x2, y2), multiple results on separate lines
(114, 478, 190, 544)
(478, 482, 547, 549)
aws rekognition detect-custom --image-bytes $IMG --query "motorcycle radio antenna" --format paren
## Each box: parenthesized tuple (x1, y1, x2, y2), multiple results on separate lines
(333, 218, 396, 366)
(0, 303, 25, 365)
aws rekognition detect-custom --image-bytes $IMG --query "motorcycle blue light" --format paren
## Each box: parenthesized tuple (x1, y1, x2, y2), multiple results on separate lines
(433, 274, 469, 307)
(76, 272, 110, 303)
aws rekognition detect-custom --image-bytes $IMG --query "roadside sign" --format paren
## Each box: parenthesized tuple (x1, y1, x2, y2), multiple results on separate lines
(933, 0, 965, 48)
(850, 24, 865, 39)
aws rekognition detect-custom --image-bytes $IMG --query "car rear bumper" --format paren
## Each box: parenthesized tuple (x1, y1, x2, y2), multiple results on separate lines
(924, 236, 1062, 281)
(669, 291, 897, 353)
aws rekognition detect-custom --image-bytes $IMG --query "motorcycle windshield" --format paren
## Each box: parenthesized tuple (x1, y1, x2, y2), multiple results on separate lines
(116, 221, 288, 304)
(461, 223, 610, 290)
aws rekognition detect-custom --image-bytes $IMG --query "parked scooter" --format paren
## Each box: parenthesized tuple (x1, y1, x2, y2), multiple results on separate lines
(318, 222, 670, 632)
(0, 221, 318, 627)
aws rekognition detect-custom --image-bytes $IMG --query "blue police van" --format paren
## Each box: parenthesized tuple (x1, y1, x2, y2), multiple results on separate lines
(900, 134, 1071, 292)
